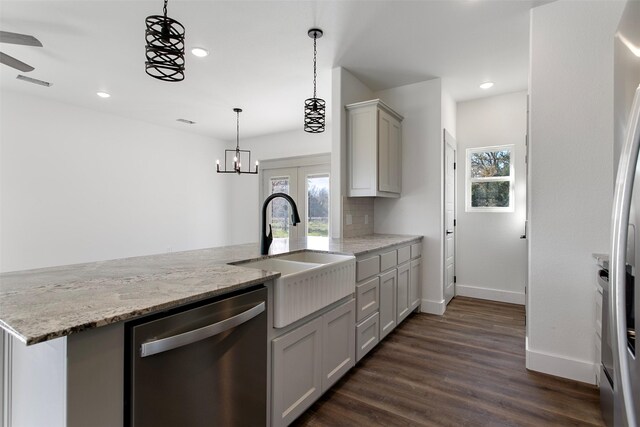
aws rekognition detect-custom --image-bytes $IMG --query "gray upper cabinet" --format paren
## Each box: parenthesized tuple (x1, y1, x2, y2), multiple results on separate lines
(346, 99, 404, 198)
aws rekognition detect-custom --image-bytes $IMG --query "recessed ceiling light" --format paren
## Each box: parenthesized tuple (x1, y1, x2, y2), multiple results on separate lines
(191, 47, 209, 58)
(480, 82, 494, 89)
(96, 91, 111, 98)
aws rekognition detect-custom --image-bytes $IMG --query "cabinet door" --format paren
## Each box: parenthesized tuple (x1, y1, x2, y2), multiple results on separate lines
(272, 317, 323, 427)
(348, 106, 377, 196)
(397, 262, 410, 323)
(379, 269, 397, 339)
(410, 257, 422, 311)
(322, 300, 355, 392)
(378, 109, 402, 194)
(356, 312, 379, 362)
(356, 276, 379, 323)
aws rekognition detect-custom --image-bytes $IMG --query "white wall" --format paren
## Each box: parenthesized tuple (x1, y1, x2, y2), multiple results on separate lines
(331, 67, 375, 238)
(456, 91, 527, 304)
(528, 0, 625, 383)
(0, 90, 230, 272)
(226, 128, 331, 245)
(373, 79, 446, 314)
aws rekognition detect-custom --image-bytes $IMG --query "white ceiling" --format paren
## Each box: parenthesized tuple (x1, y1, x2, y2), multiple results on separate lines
(0, 0, 548, 141)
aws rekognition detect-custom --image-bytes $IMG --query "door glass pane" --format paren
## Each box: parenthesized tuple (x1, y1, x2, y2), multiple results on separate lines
(270, 177, 290, 238)
(306, 174, 329, 237)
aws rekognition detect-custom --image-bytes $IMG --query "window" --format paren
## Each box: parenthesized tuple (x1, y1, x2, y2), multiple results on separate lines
(466, 145, 514, 212)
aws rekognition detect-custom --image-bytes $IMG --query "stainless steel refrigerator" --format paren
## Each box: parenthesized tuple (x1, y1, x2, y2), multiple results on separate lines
(610, 1, 640, 426)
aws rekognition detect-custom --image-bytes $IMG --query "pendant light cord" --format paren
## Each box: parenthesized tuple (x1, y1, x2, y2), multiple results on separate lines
(313, 35, 317, 99)
(163, 0, 168, 17)
(236, 110, 240, 150)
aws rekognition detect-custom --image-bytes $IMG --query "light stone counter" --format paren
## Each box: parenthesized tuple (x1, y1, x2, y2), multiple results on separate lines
(0, 234, 422, 345)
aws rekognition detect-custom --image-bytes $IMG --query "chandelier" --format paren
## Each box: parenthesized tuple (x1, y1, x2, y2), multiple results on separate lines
(216, 108, 259, 175)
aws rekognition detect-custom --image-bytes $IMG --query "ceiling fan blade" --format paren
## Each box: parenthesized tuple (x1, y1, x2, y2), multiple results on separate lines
(0, 52, 34, 72)
(0, 31, 42, 47)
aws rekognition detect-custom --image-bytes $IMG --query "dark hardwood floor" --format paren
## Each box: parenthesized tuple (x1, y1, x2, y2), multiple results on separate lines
(293, 297, 604, 427)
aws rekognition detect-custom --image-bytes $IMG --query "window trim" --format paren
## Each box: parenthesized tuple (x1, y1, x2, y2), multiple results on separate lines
(465, 144, 515, 213)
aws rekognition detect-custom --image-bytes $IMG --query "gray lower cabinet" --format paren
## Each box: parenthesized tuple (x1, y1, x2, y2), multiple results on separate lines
(322, 299, 356, 391)
(272, 299, 355, 427)
(272, 317, 323, 427)
(352, 241, 422, 366)
(379, 269, 397, 339)
(356, 276, 380, 322)
(356, 312, 379, 361)
(396, 262, 410, 323)
(409, 257, 422, 310)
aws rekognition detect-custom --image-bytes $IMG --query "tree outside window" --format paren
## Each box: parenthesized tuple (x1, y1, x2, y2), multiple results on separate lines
(466, 145, 514, 212)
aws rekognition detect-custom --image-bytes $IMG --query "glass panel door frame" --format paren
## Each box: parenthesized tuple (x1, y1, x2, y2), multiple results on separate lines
(259, 154, 331, 243)
(300, 165, 330, 240)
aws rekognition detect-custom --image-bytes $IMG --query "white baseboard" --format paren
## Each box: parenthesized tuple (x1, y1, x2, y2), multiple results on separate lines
(420, 298, 446, 315)
(526, 345, 597, 385)
(456, 284, 525, 305)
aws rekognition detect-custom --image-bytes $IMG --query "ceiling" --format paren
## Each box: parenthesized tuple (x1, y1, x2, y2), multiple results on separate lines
(0, 0, 548, 141)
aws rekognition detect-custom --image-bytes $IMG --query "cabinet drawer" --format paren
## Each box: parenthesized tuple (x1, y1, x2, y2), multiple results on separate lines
(397, 246, 411, 264)
(411, 243, 422, 259)
(356, 312, 379, 362)
(357, 255, 380, 282)
(356, 276, 380, 323)
(380, 250, 398, 272)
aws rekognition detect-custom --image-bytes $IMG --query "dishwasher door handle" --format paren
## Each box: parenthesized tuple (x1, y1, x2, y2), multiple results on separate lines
(140, 301, 265, 357)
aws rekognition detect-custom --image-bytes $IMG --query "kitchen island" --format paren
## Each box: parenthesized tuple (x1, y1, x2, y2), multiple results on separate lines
(0, 234, 422, 427)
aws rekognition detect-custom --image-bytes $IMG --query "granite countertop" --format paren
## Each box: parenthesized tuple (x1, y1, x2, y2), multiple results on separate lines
(0, 234, 422, 346)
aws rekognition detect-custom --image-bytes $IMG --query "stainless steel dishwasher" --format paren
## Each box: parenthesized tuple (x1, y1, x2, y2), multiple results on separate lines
(125, 286, 267, 427)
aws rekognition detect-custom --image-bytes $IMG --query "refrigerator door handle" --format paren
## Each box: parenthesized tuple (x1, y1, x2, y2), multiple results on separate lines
(140, 301, 265, 357)
(611, 84, 640, 427)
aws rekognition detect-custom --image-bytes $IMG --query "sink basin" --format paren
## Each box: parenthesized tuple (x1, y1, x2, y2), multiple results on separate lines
(238, 258, 320, 276)
(238, 251, 355, 328)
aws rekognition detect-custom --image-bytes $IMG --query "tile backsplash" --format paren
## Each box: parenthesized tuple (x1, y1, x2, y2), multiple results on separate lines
(342, 197, 374, 238)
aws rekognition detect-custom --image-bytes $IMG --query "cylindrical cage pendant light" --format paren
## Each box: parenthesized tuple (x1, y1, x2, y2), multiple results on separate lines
(145, 0, 185, 82)
(304, 28, 325, 133)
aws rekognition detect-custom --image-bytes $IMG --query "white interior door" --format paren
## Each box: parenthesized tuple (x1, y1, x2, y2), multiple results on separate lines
(444, 130, 457, 305)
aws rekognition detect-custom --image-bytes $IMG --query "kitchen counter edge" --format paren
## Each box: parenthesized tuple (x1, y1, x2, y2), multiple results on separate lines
(0, 234, 423, 346)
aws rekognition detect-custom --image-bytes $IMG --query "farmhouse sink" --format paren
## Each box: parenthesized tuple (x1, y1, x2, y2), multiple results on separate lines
(238, 251, 355, 328)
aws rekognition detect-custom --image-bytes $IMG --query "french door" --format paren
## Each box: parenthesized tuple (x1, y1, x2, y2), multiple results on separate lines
(261, 162, 330, 242)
